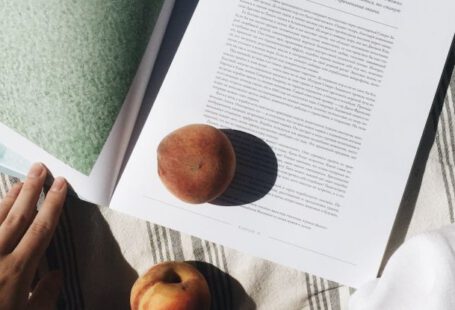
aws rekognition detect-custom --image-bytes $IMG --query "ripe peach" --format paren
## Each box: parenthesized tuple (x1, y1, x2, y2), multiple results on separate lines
(157, 124, 236, 204)
(130, 262, 211, 310)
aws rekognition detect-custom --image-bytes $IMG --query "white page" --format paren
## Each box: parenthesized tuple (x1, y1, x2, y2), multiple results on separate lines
(111, 0, 455, 287)
(0, 0, 175, 205)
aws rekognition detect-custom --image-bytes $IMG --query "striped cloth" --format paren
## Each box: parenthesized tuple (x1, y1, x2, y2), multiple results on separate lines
(1, 60, 455, 310)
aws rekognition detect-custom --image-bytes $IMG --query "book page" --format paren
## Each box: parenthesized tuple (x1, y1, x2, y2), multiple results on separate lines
(112, 0, 455, 286)
(0, 0, 175, 205)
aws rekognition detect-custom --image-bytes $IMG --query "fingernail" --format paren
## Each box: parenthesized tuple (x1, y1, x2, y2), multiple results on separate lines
(27, 163, 45, 179)
(50, 177, 66, 192)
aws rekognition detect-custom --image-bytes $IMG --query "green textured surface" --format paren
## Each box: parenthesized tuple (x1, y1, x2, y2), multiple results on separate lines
(0, 0, 164, 175)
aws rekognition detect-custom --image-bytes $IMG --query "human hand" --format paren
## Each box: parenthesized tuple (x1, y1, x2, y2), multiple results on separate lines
(0, 163, 67, 309)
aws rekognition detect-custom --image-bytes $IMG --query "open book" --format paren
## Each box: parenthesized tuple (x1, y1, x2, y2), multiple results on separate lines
(2, 0, 455, 287)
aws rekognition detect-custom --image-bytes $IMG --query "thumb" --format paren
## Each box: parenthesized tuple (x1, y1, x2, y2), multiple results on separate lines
(27, 270, 63, 310)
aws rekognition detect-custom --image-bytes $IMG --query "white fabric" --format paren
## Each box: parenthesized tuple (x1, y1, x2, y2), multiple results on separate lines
(350, 225, 455, 310)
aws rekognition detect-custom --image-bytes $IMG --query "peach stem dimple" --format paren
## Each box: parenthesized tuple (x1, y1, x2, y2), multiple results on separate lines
(163, 269, 182, 284)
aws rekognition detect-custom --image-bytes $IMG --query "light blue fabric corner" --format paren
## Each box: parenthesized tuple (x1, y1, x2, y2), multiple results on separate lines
(0, 143, 29, 180)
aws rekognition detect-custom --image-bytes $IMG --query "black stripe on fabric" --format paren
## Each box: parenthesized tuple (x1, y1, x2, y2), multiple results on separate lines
(61, 206, 85, 309)
(210, 242, 230, 310)
(161, 226, 172, 261)
(191, 237, 221, 310)
(211, 243, 230, 309)
(154, 224, 165, 261)
(8, 176, 18, 184)
(432, 89, 455, 224)
(327, 281, 342, 310)
(146, 222, 158, 264)
(444, 96, 455, 146)
(312, 275, 322, 310)
(441, 102, 455, 189)
(204, 241, 223, 310)
(445, 97, 455, 165)
(436, 133, 455, 222)
(219, 246, 233, 310)
(46, 226, 67, 309)
(52, 218, 72, 309)
(191, 236, 205, 260)
(169, 229, 185, 261)
(450, 83, 455, 103)
(304, 273, 315, 310)
(54, 209, 80, 309)
(443, 100, 455, 222)
(319, 279, 329, 310)
(437, 113, 455, 222)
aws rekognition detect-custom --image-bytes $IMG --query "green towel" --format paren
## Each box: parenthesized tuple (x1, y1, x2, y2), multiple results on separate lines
(0, 0, 163, 175)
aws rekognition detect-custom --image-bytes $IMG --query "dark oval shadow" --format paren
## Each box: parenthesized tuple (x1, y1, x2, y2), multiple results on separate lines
(186, 261, 256, 310)
(211, 130, 278, 206)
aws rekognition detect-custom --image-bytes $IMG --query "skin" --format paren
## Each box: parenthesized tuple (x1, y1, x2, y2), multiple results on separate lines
(131, 262, 211, 310)
(0, 163, 67, 310)
(157, 124, 236, 204)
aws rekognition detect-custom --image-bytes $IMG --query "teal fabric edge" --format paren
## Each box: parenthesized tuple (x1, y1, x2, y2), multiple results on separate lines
(0, 143, 29, 180)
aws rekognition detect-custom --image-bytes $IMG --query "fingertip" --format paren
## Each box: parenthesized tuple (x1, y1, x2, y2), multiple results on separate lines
(50, 177, 67, 193)
(27, 163, 46, 179)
